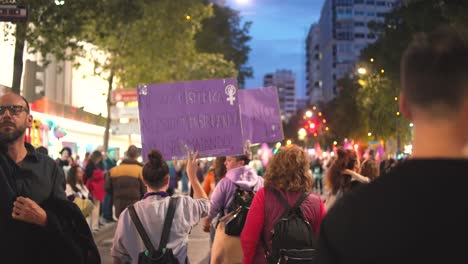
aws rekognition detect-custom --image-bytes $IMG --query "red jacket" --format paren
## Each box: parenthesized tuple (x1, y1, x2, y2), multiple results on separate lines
(240, 187, 326, 264)
(86, 169, 105, 202)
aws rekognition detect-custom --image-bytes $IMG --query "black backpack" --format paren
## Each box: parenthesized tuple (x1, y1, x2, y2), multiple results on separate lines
(224, 184, 256, 237)
(264, 188, 317, 264)
(128, 198, 180, 264)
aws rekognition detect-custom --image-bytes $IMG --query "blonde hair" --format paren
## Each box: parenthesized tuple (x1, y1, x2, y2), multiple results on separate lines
(264, 145, 313, 192)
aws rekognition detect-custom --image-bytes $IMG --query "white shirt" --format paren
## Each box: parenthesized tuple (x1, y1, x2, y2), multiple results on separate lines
(111, 194, 209, 264)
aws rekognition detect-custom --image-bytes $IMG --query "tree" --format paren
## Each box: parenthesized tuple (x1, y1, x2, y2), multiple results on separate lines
(6, 0, 97, 94)
(195, 2, 252, 87)
(323, 77, 366, 144)
(83, 0, 237, 151)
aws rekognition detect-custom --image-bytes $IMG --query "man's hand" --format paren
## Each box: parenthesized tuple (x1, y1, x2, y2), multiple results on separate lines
(12, 197, 47, 227)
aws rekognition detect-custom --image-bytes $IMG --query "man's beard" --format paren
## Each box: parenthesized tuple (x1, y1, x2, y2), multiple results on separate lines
(0, 123, 26, 145)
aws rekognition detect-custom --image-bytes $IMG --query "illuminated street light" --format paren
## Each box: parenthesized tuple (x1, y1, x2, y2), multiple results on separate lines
(186, 15, 191, 20)
(312, 106, 317, 111)
(357, 67, 367, 75)
(318, 112, 322, 117)
(380, 69, 385, 74)
(309, 123, 316, 129)
(333, 141, 338, 145)
(368, 132, 372, 137)
(396, 111, 401, 116)
(409, 123, 414, 127)
(305, 110, 313, 118)
(322, 119, 327, 124)
(394, 96, 398, 101)
(286, 139, 292, 146)
(313, 133, 318, 137)
(370, 58, 374, 62)
(275, 142, 282, 148)
(325, 127, 329, 131)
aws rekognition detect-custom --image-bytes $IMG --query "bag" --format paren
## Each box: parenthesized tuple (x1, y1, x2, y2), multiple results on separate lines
(73, 197, 95, 218)
(210, 222, 243, 264)
(128, 198, 180, 264)
(224, 184, 255, 237)
(264, 188, 317, 264)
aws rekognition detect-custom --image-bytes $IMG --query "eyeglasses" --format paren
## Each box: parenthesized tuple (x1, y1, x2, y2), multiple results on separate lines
(0, 105, 29, 115)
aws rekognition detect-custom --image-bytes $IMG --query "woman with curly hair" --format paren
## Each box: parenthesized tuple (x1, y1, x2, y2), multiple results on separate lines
(324, 148, 370, 209)
(240, 145, 326, 264)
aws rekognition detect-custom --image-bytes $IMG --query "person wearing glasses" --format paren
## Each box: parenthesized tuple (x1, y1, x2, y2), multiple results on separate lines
(0, 93, 98, 263)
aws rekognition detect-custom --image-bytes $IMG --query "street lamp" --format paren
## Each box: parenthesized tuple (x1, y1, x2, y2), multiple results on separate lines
(357, 67, 367, 75)
(305, 110, 313, 118)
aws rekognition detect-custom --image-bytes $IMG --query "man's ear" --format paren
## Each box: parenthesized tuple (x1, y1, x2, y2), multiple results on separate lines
(399, 93, 412, 121)
(27, 115, 34, 128)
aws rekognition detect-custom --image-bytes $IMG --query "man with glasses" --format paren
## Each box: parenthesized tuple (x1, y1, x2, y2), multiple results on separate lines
(0, 93, 66, 227)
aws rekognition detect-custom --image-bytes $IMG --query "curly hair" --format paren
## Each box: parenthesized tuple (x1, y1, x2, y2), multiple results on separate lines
(264, 145, 313, 192)
(325, 148, 358, 195)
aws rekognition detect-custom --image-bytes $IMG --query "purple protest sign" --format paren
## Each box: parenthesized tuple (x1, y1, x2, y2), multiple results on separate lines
(239, 87, 283, 145)
(137, 78, 244, 161)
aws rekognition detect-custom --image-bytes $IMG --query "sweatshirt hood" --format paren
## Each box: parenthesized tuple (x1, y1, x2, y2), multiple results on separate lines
(225, 165, 259, 189)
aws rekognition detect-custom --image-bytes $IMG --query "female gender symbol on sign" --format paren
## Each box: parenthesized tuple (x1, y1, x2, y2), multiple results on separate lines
(225, 84, 237, 105)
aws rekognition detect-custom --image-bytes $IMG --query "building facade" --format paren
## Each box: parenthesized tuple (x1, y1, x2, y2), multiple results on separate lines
(263, 70, 296, 121)
(308, 0, 401, 103)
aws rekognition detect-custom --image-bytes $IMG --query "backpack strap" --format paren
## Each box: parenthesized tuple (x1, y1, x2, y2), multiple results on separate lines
(268, 187, 290, 211)
(159, 197, 178, 249)
(292, 192, 310, 209)
(128, 205, 157, 255)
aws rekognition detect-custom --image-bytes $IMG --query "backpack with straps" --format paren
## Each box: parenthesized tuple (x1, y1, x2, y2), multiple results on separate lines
(264, 188, 317, 264)
(128, 198, 180, 264)
(223, 184, 256, 237)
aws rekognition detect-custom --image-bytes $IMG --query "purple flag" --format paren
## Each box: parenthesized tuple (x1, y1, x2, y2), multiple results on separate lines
(239, 87, 283, 145)
(137, 78, 244, 161)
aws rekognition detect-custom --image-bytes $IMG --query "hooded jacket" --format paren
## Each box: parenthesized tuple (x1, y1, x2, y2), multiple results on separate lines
(208, 165, 264, 220)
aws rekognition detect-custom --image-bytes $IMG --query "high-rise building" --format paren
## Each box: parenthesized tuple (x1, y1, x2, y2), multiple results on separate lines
(306, 24, 324, 105)
(308, 0, 401, 103)
(263, 70, 296, 121)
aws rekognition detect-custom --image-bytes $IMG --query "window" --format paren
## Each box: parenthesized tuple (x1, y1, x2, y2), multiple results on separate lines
(354, 21, 365, 27)
(366, 0, 375, 4)
(355, 10, 365, 16)
(354, 0, 364, 3)
(377, 12, 386, 17)
(367, 12, 375, 16)
(367, 33, 376, 39)
(354, 33, 365, 38)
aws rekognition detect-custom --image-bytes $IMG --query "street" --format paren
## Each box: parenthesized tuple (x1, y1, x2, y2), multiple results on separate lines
(96, 219, 211, 264)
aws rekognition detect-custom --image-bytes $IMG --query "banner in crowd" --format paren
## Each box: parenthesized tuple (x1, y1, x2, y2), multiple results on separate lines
(138, 78, 244, 161)
(238, 87, 283, 145)
(138, 80, 284, 161)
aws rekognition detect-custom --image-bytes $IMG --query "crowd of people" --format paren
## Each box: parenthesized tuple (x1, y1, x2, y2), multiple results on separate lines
(1, 26, 467, 264)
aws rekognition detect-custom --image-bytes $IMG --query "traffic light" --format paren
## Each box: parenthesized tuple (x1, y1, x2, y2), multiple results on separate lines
(22, 60, 45, 102)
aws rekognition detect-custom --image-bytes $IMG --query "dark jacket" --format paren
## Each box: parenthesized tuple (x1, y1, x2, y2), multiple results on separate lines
(316, 159, 468, 264)
(106, 159, 145, 218)
(1, 153, 100, 264)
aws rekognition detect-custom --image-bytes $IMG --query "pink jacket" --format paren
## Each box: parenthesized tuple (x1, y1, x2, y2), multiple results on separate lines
(240, 187, 326, 264)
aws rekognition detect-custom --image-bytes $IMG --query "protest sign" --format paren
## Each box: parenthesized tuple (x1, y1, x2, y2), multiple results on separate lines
(239, 87, 283, 145)
(138, 78, 244, 161)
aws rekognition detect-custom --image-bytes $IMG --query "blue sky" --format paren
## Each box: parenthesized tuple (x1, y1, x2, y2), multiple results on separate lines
(226, 0, 325, 98)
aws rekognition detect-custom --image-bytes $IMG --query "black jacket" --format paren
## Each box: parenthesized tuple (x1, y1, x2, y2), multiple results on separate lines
(316, 159, 468, 264)
(1, 153, 100, 264)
